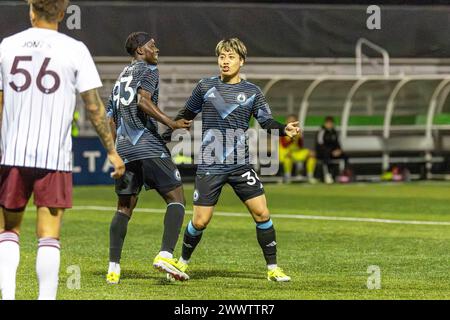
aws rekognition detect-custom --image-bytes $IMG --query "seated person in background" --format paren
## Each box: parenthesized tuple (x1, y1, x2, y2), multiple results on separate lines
(279, 115, 317, 184)
(315, 116, 349, 184)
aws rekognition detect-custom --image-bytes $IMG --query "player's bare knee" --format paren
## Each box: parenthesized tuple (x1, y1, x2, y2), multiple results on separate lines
(165, 195, 186, 207)
(130, 197, 139, 211)
(175, 187, 187, 206)
(176, 195, 187, 207)
(163, 187, 186, 206)
(252, 207, 270, 222)
(117, 207, 133, 218)
(192, 220, 206, 230)
(117, 196, 135, 217)
(192, 218, 208, 230)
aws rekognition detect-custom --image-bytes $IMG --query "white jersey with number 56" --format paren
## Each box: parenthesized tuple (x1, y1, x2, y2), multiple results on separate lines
(0, 27, 102, 171)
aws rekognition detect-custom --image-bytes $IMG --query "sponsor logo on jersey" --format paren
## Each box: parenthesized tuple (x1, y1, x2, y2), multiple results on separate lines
(236, 92, 246, 103)
(174, 169, 181, 181)
(193, 189, 199, 202)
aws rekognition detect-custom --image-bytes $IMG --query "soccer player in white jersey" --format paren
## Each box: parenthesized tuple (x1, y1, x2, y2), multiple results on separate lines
(0, 0, 125, 300)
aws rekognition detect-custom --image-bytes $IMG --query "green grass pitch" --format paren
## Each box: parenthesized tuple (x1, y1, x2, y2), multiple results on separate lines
(12, 182, 450, 300)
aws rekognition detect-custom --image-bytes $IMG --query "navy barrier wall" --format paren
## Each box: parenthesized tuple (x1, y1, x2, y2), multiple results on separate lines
(72, 137, 197, 185)
(72, 137, 114, 185)
(2, 2, 450, 58)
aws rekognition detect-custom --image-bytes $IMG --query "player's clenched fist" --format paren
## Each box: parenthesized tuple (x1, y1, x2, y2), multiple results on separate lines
(285, 121, 301, 138)
(108, 150, 126, 179)
(171, 119, 192, 130)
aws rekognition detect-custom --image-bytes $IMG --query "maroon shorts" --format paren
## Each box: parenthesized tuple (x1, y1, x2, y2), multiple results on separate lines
(0, 166, 72, 210)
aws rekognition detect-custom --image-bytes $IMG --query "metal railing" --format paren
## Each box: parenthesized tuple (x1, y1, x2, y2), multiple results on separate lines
(355, 38, 390, 78)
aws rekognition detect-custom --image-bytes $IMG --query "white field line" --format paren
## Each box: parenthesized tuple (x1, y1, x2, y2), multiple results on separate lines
(71, 206, 450, 226)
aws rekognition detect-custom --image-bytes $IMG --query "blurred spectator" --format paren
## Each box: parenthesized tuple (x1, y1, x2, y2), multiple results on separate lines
(279, 115, 317, 184)
(72, 110, 80, 137)
(173, 153, 193, 165)
(315, 116, 349, 184)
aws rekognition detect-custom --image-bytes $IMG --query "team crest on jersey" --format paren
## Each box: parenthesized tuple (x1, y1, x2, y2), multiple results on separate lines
(174, 169, 181, 181)
(193, 190, 199, 202)
(236, 93, 247, 103)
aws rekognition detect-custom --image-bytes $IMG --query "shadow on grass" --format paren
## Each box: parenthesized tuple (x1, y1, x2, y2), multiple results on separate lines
(188, 269, 263, 280)
(92, 268, 263, 282)
(92, 269, 160, 281)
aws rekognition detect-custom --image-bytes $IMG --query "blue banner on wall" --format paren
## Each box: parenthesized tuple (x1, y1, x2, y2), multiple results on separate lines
(72, 137, 115, 185)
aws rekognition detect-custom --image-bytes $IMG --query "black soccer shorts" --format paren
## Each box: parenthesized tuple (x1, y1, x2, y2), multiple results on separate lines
(193, 167, 265, 206)
(115, 158, 182, 196)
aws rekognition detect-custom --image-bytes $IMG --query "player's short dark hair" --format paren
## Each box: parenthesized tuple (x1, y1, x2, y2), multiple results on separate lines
(28, 0, 69, 22)
(325, 116, 335, 123)
(125, 32, 152, 56)
(216, 38, 247, 61)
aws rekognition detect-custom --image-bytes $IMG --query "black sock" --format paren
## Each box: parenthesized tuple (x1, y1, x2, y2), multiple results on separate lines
(256, 220, 277, 265)
(109, 211, 130, 263)
(160, 203, 185, 253)
(181, 221, 204, 261)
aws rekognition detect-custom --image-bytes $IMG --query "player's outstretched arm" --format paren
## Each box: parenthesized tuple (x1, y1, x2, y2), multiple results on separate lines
(253, 88, 301, 138)
(80, 88, 125, 179)
(259, 118, 301, 138)
(161, 107, 198, 142)
(137, 89, 192, 130)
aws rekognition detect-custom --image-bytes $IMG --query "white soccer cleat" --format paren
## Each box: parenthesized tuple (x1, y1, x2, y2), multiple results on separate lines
(308, 177, 319, 184)
(324, 173, 334, 184)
